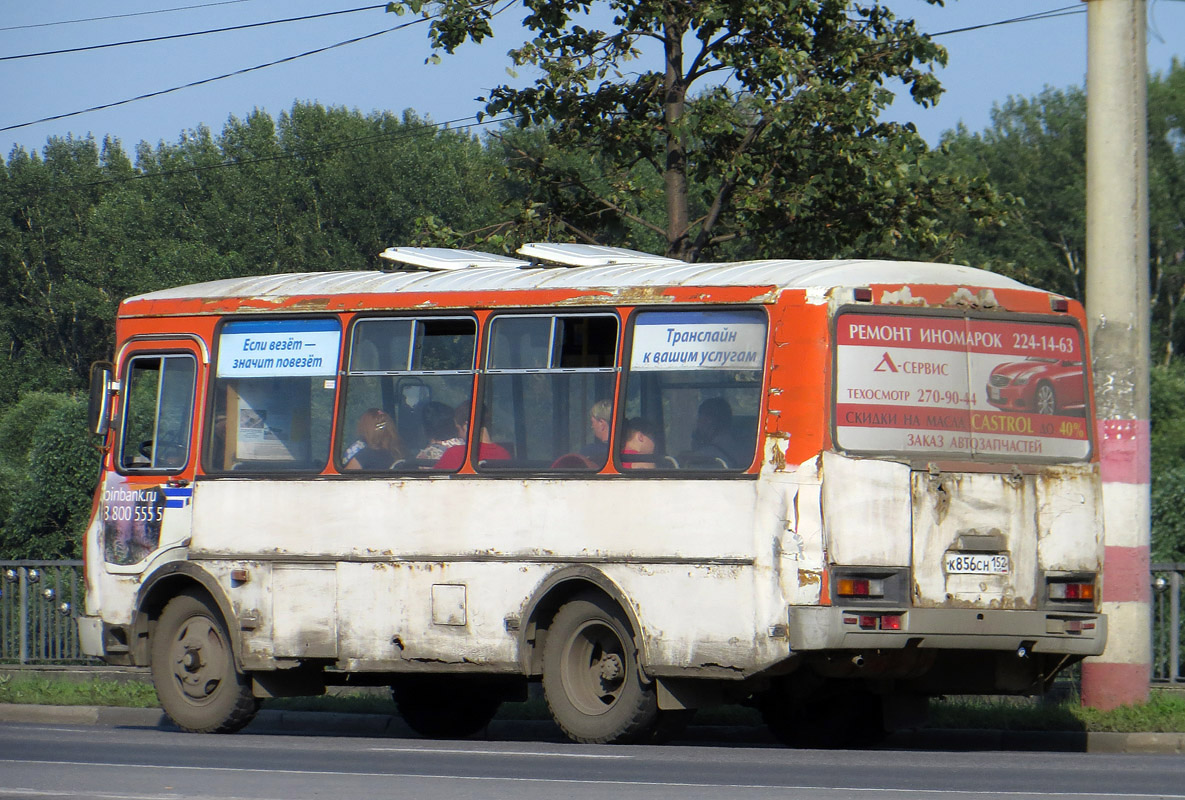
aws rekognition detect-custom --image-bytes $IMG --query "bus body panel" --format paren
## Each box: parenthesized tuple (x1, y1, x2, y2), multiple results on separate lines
(185, 478, 792, 675)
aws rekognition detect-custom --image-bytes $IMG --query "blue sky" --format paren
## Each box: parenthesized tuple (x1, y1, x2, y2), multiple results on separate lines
(2, 1, 1183, 160)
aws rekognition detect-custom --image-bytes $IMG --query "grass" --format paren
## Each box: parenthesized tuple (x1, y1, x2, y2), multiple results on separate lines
(0, 674, 159, 708)
(2, 672, 1183, 733)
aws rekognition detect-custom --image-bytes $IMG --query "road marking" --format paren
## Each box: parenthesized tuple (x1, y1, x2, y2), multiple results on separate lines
(1, 759, 1182, 798)
(0, 790, 261, 800)
(366, 746, 629, 758)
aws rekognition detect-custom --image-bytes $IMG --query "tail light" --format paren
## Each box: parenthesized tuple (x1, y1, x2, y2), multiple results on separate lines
(1048, 580, 1095, 601)
(836, 577, 885, 598)
(844, 613, 904, 630)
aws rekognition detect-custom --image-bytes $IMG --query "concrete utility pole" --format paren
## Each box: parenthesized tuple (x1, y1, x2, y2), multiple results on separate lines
(1081, 0, 1151, 710)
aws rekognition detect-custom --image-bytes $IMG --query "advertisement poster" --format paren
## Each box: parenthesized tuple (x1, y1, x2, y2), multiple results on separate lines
(630, 310, 766, 371)
(216, 318, 340, 379)
(834, 313, 1090, 460)
(101, 474, 192, 566)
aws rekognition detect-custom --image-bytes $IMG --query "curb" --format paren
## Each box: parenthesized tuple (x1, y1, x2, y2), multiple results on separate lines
(2, 703, 1183, 753)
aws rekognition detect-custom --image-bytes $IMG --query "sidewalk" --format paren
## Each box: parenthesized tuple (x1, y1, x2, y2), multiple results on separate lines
(1, 702, 1182, 754)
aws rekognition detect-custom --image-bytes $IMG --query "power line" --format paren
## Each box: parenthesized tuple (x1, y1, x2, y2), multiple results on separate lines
(927, 6, 1085, 38)
(0, 0, 261, 33)
(0, 20, 426, 134)
(0, 4, 388, 62)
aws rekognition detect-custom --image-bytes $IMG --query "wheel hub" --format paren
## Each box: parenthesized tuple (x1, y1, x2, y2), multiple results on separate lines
(598, 653, 624, 682)
(182, 648, 203, 673)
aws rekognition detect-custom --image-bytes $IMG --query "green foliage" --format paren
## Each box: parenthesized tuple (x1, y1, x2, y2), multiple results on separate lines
(0, 104, 508, 402)
(0, 674, 158, 708)
(1150, 364, 1185, 560)
(929, 690, 1185, 733)
(0, 395, 98, 559)
(1148, 58, 1185, 366)
(933, 87, 1088, 298)
(934, 62, 1185, 359)
(390, 0, 999, 261)
(0, 102, 517, 557)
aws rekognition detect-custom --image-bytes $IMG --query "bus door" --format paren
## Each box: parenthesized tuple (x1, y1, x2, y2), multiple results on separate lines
(100, 339, 205, 573)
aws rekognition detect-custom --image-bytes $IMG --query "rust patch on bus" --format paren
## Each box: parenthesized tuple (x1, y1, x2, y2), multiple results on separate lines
(768, 440, 787, 472)
(285, 298, 334, 311)
(797, 568, 822, 587)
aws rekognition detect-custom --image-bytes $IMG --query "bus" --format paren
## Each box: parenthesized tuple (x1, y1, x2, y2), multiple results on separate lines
(78, 243, 1106, 745)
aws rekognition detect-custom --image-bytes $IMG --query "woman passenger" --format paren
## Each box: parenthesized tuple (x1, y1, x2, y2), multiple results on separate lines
(344, 408, 404, 470)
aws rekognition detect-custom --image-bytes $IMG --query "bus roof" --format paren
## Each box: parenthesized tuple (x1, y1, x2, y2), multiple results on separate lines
(124, 256, 1035, 308)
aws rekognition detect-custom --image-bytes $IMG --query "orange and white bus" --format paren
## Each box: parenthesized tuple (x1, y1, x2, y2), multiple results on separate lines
(79, 243, 1105, 745)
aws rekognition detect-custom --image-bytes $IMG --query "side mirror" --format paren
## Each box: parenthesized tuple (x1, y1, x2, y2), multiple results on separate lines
(88, 361, 115, 436)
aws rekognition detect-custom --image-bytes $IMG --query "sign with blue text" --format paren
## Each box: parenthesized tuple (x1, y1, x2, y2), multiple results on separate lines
(217, 319, 341, 378)
(630, 311, 766, 372)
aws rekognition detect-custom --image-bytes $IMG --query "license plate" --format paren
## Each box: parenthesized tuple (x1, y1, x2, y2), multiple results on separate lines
(945, 553, 1010, 574)
(989, 386, 1001, 400)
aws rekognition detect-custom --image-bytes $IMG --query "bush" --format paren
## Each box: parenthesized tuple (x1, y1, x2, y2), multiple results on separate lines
(0, 394, 99, 559)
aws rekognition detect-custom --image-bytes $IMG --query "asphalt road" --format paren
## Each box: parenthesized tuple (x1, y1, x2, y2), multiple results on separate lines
(1, 718, 1184, 800)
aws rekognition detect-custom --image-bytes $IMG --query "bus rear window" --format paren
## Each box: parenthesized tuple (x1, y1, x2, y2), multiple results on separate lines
(208, 318, 341, 472)
(833, 312, 1090, 461)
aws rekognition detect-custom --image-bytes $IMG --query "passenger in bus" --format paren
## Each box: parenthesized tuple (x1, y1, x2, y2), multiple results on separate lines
(621, 418, 659, 469)
(689, 397, 743, 468)
(416, 401, 464, 462)
(435, 405, 510, 470)
(343, 408, 404, 470)
(579, 399, 612, 464)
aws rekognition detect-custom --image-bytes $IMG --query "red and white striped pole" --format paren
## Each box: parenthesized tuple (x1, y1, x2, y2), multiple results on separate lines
(1081, 0, 1151, 710)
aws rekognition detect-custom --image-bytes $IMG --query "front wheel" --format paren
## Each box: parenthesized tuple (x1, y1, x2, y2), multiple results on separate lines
(151, 591, 259, 733)
(542, 594, 658, 744)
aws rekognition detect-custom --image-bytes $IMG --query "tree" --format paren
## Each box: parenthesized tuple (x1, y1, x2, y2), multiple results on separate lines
(389, 0, 998, 261)
(1147, 58, 1185, 365)
(934, 88, 1088, 299)
(1151, 363, 1185, 561)
(934, 62, 1185, 362)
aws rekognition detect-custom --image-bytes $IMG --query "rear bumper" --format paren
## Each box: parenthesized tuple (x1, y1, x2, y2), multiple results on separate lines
(787, 606, 1106, 656)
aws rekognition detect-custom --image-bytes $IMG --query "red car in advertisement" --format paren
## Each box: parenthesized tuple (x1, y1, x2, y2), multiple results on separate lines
(986, 357, 1086, 415)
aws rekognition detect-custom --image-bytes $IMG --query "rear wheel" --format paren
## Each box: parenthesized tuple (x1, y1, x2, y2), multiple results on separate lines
(392, 676, 503, 738)
(757, 679, 886, 749)
(542, 594, 658, 744)
(151, 591, 258, 733)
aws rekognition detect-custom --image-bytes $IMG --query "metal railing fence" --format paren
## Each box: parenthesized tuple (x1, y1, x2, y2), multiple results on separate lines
(1152, 562, 1184, 684)
(3, 559, 1184, 678)
(0, 561, 96, 665)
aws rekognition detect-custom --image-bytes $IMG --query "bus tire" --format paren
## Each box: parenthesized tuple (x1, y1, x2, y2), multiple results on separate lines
(758, 681, 885, 749)
(151, 591, 259, 733)
(392, 676, 502, 738)
(542, 594, 658, 744)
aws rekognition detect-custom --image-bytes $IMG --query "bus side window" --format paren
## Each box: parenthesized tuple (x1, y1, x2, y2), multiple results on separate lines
(339, 316, 477, 471)
(620, 309, 766, 473)
(481, 314, 619, 472)
(207, 318, 341, 473)
(119, 354, 196, 472)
